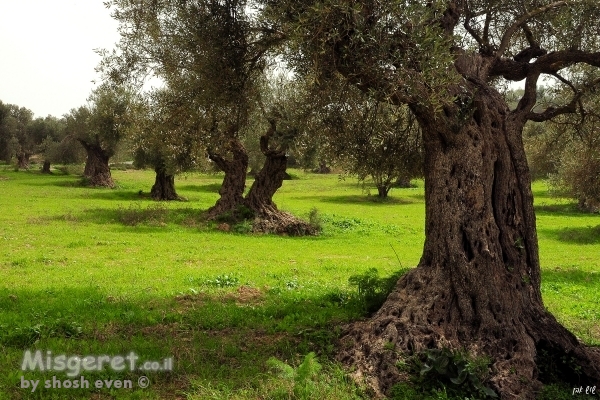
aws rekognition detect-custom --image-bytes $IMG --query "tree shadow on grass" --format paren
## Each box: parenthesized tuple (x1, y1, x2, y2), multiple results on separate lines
(26, 178, 86, 188)
(538, 225, 600, 244)
(534, 202, 598, 218)
(177, 183, 222, 193)
(0, 285, 358, 399)
(72, 206, 207, 227)
(296, 194, 418, 206)
(78, 191, 150, 201)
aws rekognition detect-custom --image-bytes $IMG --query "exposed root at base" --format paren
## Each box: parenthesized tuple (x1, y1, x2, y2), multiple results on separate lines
(252, 210, 320, 236)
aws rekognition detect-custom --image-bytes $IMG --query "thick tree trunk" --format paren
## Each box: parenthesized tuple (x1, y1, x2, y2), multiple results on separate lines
(150, 164, 180, 201)
(207, 138, 248, 218)
(243, 129, 317, 235)
(244, 135, 288, 216)
(80, 142, 114, 188)
(339, 86, 600, 398)
(41, 160, 51, 174)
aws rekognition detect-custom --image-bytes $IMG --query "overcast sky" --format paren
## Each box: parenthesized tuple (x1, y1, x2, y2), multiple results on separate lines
(0, 1, 120, 118)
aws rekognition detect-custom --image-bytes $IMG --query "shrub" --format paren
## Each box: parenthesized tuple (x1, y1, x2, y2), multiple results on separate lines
(348, 268, 406, 315)
(550, 143, 600, 212)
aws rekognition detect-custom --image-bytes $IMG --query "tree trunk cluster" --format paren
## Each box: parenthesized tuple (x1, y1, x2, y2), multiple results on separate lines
(207, 136, 317, 235)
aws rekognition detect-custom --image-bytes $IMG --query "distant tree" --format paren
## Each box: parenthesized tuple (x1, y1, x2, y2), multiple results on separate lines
(0, 103, 35, 169)
(26, 116, 66, 173)
(547, 84, 600, 212)
(0, 101, 15, 163)
(65, 85, 135, 187)
(316, 81, 423, 198)
(132, 89, 202, 200)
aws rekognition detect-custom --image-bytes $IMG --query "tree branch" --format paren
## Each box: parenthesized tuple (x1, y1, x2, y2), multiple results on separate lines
(491, 50, 600, 81)
(497, 1, 567, 57)
(525, 77, 600, 122)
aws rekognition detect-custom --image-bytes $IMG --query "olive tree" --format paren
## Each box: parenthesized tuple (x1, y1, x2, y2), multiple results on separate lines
(263, 0, 600, 396)
(64, 85, 136, 187)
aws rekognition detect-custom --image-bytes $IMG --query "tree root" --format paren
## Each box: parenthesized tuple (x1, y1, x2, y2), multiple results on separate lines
(337, 268, 600, 399)
(251, 209, 319, 236)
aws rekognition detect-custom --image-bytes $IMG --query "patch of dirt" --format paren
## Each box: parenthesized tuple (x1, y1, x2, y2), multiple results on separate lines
(223, 285, 265, 304)
(0, 176, 9, 181)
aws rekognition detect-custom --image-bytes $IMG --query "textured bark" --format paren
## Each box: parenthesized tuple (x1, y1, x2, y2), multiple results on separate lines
(150, 164, 180, 201)
(244, 134, 288, 216)
(339, 83, 600, 398)
(207, 138, 248, 218)
(80, 141, 114, 188)
(41, 160, 51, 174)
(243, 128, 318, 236)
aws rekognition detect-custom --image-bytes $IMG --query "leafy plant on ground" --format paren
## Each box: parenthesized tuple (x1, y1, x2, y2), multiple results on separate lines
(203, 274, 241, 288)
(267, 352, 322, 399)
(398, 347, 497, 399)
(348, 268, 407, 314)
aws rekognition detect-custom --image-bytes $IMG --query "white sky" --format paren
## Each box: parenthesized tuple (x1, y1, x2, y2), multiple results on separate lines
(0, 1, 120, 118)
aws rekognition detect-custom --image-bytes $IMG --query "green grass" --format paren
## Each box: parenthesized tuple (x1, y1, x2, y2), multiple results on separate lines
(0, 165, 598, 399)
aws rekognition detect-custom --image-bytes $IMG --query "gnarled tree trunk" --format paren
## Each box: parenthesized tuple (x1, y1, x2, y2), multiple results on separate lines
(151, 163, 180, 201)
(339, 84, 600, 398)
(80, 141, 114, 188)
(244, 135, 288, 216)
(207, 138, 248, 218)
(245, 126, 317, 235)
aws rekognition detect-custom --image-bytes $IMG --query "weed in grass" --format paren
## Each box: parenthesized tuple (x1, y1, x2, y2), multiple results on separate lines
(267, 352, 323, 399)
(196, 274, 241, 288)
(308, 207, 323, 231)
(348, 268, 407, 315)
(394, 348, 497, 399)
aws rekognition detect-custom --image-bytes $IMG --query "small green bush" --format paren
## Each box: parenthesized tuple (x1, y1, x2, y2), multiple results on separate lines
(348, 268, 406, 314)
(396, 348, 497, 399)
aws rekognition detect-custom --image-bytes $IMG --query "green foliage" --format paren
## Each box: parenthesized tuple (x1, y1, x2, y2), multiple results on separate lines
(202, 274, 241, 288)
(316, 80, 424, 198)
(400, 348, 497, 399)
(348, 268, 406, 314)
(307, 207, 323, 232)
(267, 352, 324, 399)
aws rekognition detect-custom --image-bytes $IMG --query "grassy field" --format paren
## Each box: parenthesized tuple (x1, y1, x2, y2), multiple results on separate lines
(0, 165, 598, 399)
